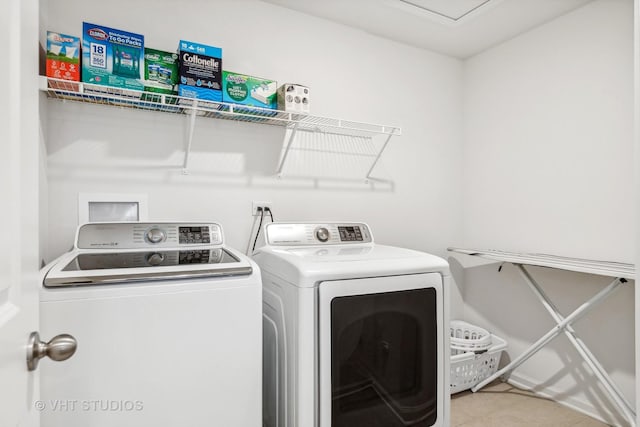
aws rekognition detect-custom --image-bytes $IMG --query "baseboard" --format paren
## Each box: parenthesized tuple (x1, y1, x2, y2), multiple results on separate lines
(506, 372, 629, 427)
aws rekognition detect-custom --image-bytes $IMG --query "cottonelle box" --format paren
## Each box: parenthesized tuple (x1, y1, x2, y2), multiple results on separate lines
(82, 22, 145, 92)
(46, 31, 80, 82)
(178, 40, 223, 102)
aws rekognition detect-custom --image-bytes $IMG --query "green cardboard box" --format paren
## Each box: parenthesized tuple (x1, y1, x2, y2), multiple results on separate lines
(144, 48, 179, 95)
(222, 71, 277, 109)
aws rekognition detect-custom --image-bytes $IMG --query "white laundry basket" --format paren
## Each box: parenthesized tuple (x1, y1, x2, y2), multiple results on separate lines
(450, 320, 492, 354)
(450, 320, 508, 394)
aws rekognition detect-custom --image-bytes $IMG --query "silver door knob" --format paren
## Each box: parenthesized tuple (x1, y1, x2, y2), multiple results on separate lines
(27, 331, 77, 371)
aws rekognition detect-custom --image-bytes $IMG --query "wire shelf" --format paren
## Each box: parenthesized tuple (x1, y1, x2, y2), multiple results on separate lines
(39, 76, 402, 138)
(40, 76, 401, 178)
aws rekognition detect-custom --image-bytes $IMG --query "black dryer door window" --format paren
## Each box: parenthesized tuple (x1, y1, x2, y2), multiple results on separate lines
(331, 288, 438, 427)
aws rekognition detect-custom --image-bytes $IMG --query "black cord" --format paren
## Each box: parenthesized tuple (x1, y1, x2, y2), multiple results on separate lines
(265, 207, 274, 222)
(252, 208, 265, 253)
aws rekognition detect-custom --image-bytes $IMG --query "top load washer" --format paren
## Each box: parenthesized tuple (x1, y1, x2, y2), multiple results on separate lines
(40, 222, 262, 427)
(253, 222, 450, 427)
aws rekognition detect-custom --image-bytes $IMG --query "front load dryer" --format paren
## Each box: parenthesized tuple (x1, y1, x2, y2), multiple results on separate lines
(40, 222, 261, 427)
(253, 222, 450, 427)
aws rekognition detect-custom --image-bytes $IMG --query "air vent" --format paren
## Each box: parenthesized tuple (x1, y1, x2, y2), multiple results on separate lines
(398, 0, 493, 21)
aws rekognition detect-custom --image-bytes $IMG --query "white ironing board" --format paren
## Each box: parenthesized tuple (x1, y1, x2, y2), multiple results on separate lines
(448, 247, 636, 427)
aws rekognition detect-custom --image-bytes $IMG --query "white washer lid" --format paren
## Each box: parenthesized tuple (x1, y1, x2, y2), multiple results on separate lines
(253, 243, 449, 287)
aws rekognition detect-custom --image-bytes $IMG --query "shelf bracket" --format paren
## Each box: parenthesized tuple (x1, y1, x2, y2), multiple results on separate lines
(276, 122, 301, 177)
(182, 102, 198, 175)
(365, 133, 394, 181)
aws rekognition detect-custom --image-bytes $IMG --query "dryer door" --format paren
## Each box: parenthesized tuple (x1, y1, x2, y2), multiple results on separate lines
(318, 273, 445, 427)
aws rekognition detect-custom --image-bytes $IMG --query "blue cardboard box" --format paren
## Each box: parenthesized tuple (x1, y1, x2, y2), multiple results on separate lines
(82, 22, 145, 91)
(178, 40, 223, 102)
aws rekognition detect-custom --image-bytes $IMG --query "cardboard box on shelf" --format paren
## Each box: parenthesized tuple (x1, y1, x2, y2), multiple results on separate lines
(81, 22, 145, 92)
(178, 40, 223, 102)
(278, 83, 310, 114)
(277, 84, 310, 113)
(222, 71, 277, 109)
(144, 48, 179, 95)
(46, 31, 80, 82)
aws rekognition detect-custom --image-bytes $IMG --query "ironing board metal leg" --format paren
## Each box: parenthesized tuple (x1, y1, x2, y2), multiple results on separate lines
(514, 265, 635, 425)
(471, 277, 624, 393)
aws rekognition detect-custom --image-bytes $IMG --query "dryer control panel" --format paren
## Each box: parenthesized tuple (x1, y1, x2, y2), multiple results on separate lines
(76, 222, 223, 249)
(265, 223, 373, 246)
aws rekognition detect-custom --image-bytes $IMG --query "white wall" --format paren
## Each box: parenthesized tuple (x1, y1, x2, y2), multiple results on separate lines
(461, 0, 635, 424)
(634, 0, 640, 424)
(42, 1, 466, 313)
(463, 0, 634, 261)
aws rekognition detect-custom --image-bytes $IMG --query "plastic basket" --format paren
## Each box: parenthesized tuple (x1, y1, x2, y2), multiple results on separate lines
(450, 320, 492, 354)
(450, 334, 507, 394)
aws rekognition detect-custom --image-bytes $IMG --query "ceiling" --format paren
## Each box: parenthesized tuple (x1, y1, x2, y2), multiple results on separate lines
(259, 0, 595, 58)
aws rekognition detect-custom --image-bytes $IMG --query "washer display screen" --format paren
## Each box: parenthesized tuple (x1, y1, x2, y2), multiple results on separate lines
(179, 226, 210, 244)
(338, 226, 363, 242)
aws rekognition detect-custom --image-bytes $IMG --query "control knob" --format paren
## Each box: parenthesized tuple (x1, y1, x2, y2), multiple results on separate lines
(315, 227, 330, 242)
(146, 252, 165, 266)
(145, 228, 166, 244)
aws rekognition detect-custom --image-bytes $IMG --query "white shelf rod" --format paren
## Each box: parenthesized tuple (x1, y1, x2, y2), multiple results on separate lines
(276, 123, 301, 177)
(182, 101, 199, 174)
(365, 133, 393, 180)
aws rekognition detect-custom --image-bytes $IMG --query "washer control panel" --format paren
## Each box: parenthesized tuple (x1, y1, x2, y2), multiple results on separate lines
(178, 226, 212, 245)
(76, 222, 223, 249)
(265, 223, 373, 246)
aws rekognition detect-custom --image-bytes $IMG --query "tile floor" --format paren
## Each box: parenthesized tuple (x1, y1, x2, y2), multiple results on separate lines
(451, 381, 609, 427)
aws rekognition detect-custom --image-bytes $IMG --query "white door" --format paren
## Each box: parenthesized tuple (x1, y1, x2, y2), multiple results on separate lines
(1, 0, 41, 426)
